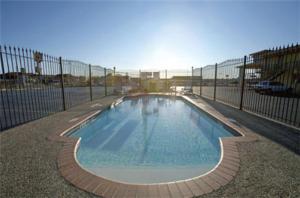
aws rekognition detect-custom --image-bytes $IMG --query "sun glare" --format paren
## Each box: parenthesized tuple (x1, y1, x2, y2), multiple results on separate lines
(143, 47, 196, 70)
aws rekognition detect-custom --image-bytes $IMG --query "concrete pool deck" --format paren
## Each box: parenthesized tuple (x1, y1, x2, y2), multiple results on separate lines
(0, 94, 299, 197)
(50, 94, 257, 197)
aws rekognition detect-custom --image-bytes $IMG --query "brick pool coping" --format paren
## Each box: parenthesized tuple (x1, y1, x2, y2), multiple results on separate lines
(49, 93, 258, 198)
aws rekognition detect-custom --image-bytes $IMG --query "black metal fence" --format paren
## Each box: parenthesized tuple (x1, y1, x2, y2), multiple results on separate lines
(1, 44, 299, 131)
(193, 44, 300, 128)
(0, 45, 111, 131)
(91, 65, 106, 100)
(114, 71, 137, 94)
(215, 58, 244, 108)
(62, 60, 91, 108)
(0, 45, 190, 132)
(197, 65, 215, 99)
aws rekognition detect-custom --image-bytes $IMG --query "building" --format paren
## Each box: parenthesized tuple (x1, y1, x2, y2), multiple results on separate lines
(246, 44, 300, 93)
(153, 72, 160, 80)
(139, 71, 161, 91)
(140, 72, 160, 80)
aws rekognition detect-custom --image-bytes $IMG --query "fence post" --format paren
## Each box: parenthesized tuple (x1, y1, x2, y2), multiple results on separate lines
(239, 56, 247, 110)
(200, 67, 202, 96)
(59, 57, 66, 111)
(113, 66, 115, 89)
(89, 64, 92, 101)
(120, 72, 123, 93)
(213, 63, 217, 101)
(104, 68, 107, 96)
(191, 66, 194, 93)
(139, 69, 141, 90)
(165, 69, 167, 92)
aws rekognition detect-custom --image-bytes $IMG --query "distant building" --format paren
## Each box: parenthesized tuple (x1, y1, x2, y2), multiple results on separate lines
(140, 72, 152, 80)
(153, 72, 160, 80)
(140, 72, 160, 80)
(246, 44, 300, 92)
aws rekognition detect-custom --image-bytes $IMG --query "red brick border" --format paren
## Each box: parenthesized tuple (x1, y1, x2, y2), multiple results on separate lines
(51, 94, 257, 198)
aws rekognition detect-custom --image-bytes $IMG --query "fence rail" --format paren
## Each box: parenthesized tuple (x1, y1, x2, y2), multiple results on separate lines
(193, 44, 300, 128)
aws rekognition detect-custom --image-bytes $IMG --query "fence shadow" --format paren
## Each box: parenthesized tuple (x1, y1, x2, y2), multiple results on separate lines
(199, 97, 300, 155)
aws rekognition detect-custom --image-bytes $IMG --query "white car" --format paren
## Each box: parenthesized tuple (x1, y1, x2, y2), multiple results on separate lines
(254, 81, 291, 94)
(181, 86, 193, 95)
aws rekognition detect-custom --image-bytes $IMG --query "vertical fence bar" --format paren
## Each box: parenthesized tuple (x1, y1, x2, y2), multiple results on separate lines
(113, 66, 116, 92)
(19, 48, 32, 122)
(44, 54, 54, 114)
(51, 56, 60, 112)
(272, 47, 283, 119)
(278, 47, 287, 120)
(264, 49, 273, 117)
(5, 46, 18, 126)
(139, 69, 141, 90)
(288, 46, 298, 125)
(25, 49, 38, 120)
(104, 68, 107, 96)
(59, 57, 66, 111)
(89, 64, 92, 101)
(121, 72, 123, 93)
(239, 56, 247, 110)
(39, 53, 50, 115)
(0, 46, 10, 129)
(200, 67, 202, 96)
(11, 47, 22, 123)
(292, 49, 299, 126)
(1, 46, 13, 127)
(50, 56, 60, 112)
(191, 66, 194, 93)
(126, 72, 128, 92)
(13, 47, 26, 123)
(30, 50, 44, 119)
(213, 63, 217, 101)
(0, 37, 6, 124)
(165, 69, 167, 92)
(37, 51, 48, 117)
(282, 47, 293, 124)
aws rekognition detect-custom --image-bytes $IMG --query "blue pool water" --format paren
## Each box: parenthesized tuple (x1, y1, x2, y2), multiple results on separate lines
(70, 96, 235, 183)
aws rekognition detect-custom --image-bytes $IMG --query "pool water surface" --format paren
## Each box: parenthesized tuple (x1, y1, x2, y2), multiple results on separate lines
(69, 96, 235, 183)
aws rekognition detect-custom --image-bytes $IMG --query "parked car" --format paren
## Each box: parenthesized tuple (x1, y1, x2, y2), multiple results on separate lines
(246, 81, 259, 90)
(254, 81, 291, 94)
(181, 86, 193, 95)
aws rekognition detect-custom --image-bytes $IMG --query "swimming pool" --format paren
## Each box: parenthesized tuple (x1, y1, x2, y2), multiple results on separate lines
(69, 95, 237, 184)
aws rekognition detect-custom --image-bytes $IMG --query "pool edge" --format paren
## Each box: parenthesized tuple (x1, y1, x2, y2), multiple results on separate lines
(52, 93, 258, 198)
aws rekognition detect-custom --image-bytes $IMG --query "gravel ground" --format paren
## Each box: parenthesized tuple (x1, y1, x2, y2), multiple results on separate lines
(198, 97, 300, 198)
(0, 97, 117, 198)
(200, 138, 300, 198)
(0, 95, 299, 198)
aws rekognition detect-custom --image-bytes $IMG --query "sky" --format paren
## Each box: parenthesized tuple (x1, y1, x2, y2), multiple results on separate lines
(1, 0, 299, 71)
